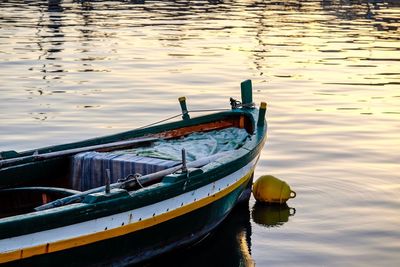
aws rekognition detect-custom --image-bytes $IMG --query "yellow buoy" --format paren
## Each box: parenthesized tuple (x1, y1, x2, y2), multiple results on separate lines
(252, 175, 296, 204)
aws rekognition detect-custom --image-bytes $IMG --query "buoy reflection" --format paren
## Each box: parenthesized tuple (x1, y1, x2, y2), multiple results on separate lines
(251, 202, 296, 227)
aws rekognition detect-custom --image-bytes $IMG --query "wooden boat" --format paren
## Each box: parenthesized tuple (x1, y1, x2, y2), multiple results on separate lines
(0, 80, 267, 266)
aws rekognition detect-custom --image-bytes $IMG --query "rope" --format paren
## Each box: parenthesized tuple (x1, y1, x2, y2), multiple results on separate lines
(118, 173, 144, 188)
(188, 108, 231, 113)
(135, 108, 231, 129)
(136, 114, 182, 129)
(230, 97, 255, 109)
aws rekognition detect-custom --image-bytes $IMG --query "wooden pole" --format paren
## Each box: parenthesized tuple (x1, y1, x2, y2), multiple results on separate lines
(257, 102, 267, 127)
(178, 96, 190, 120)
(0, 137, 158, 168)
(241, 80, 253, 108)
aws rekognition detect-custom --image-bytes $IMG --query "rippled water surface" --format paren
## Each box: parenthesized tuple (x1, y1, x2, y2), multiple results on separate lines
(1, 0, 399, 266)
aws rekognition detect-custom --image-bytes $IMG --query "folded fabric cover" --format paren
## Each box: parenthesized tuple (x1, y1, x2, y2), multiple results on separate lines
(71, 152, 179, 191)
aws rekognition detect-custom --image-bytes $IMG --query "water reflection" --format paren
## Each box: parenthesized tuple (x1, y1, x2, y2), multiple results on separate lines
(38, 0, 65, 78)
(144, 203, 254, 267)
(320, 0, 400, 40)
(252, 203, 296, 228)
(144, 201, 297, 266)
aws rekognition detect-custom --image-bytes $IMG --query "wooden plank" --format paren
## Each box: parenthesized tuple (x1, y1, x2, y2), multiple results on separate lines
(0, 137, 158, 168)
(156, 120, 236, 139)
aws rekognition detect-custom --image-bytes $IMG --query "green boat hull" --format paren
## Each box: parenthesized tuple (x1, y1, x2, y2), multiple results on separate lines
(4, 176, 253, 266)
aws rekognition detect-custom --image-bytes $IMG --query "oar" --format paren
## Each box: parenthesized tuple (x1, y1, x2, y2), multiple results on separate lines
(35, 151, 232, 211)
(0, 137, 158, 168)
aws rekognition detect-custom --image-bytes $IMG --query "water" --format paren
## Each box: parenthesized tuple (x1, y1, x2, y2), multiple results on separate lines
(0, 0, 399, 266)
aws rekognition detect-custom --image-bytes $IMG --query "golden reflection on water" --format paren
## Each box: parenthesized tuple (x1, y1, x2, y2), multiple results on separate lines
(0, 0, 400, 266)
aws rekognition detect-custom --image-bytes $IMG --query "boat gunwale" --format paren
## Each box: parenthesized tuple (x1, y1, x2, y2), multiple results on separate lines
(2, 110, 253, 161)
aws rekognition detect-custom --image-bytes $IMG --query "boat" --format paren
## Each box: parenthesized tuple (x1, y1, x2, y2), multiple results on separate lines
(0, 80, 267, 266)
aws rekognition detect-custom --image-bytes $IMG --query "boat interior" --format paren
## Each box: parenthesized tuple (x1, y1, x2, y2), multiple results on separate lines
(0, 113, 254, 218)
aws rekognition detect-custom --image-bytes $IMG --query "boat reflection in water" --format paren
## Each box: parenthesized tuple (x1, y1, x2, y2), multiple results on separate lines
(145, 202, 296, 266)
(144, 203, 255, 267)
(251, 203, 296, 228)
